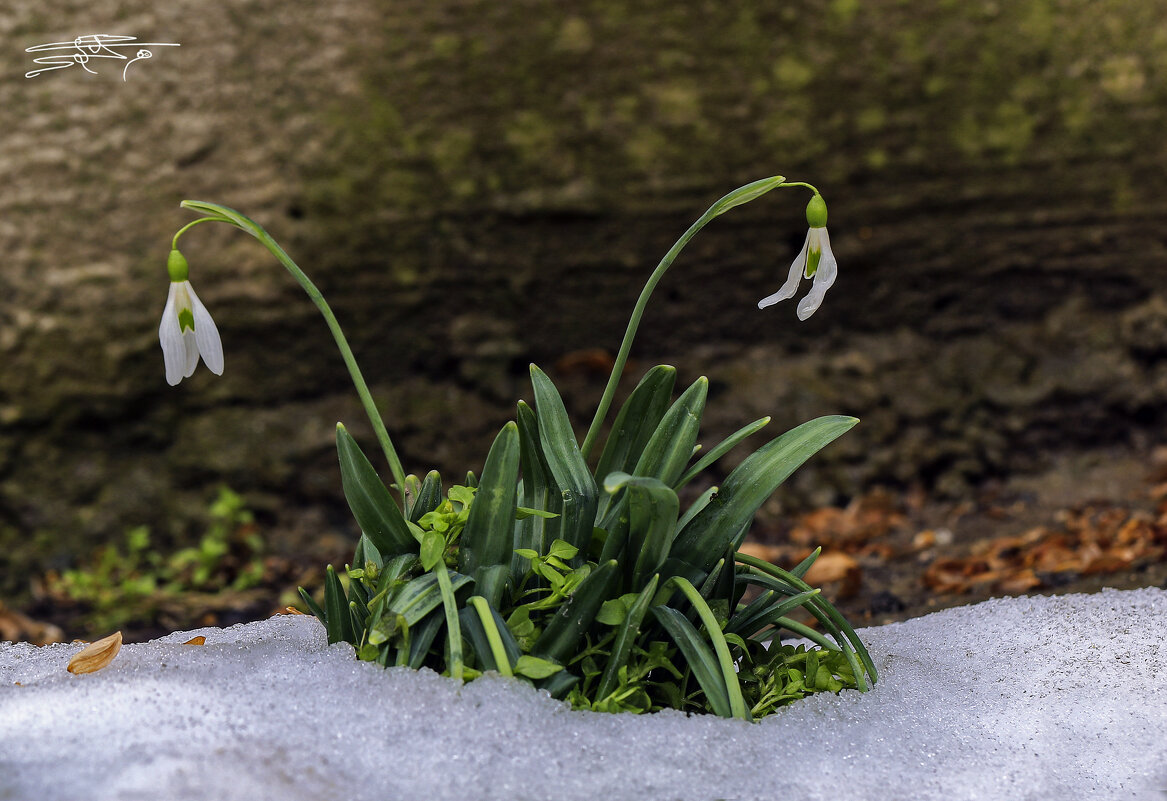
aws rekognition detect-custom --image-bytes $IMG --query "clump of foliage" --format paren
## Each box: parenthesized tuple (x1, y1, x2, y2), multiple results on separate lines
(300, 368, 873, 719)
(162, 176, 875, 720)
(44, 488, 263, 633)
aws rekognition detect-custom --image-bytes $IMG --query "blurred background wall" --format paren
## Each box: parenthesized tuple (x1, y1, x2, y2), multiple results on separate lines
(2, 0, 1166, 606)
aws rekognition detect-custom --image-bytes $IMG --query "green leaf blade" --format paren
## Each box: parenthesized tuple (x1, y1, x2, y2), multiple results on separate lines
(651, 605, 731, 718)
(529, 365, 599, 554)
(631, 377, 708, 487)
(458, 421, 521, 582)
(594, 365, 677, 486)
(336, 424, 416, 558)
(671, 415, 858, 574)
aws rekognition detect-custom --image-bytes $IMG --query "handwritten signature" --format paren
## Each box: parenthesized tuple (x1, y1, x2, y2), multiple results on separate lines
(26, 34, 180, 81)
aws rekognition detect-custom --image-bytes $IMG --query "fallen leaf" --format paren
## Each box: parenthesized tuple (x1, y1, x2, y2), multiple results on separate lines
(803, 552, 862, 599)
(281, 606, 305, 615)
(183, 636, 206, 645)
(912, 530, 936, 551)
(0, 602, 64, 646)
(1082, 553, 1133, 575)
(67, 631, 123, 675)
(736, 542, 784, 563)
(994, 569, 1041, 594)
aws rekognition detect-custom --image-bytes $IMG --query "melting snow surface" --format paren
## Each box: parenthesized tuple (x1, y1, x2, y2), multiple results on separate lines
(1, 588, 1164, 801)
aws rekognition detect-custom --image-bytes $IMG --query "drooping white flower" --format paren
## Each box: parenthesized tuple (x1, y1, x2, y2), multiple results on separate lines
(158, 249, 223, 386)
(758, 193, 837, 320)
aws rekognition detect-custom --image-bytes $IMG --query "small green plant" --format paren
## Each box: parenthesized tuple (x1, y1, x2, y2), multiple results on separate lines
(159, 177, 875, 719)
(45, 487, 263, 633)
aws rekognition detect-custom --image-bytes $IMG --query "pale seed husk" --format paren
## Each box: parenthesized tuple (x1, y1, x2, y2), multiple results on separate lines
(66, 631, 123, 674)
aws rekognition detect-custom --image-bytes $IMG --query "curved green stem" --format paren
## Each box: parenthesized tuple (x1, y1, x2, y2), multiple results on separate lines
(176, 200, 407, 495)
(580, 175, 797, 460)
(775, 181, 820, 196)
(171, 217, 227, 250)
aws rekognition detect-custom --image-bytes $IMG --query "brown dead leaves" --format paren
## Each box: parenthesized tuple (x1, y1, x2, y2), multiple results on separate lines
(923, 504, 1167, 595)
(738, 491, 905, 601)
(66, 631, 123, 674)
(0, 601, 64, 645)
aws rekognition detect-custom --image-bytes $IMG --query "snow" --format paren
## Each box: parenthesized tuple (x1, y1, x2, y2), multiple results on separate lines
(1, 587, 1164, 801)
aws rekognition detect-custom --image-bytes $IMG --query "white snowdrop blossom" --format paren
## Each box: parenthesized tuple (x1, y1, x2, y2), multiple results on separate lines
(758, 193, 836, 320)
(158, 249, 223, 386)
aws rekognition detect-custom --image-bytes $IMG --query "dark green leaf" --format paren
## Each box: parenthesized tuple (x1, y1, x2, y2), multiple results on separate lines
(514, 401, 554, 579)
(651, 605, 731, 718)
(595, 574, 659, 700)
(389, 569, 472, 626)
(676, 416, 770, 489)
(297, 586, 325, 622)
(728, 588, 821, 639)
(707, 176, 785, 217)
(409, 470, 444, 524)
(631, 377, 708, 487)
(459, 422, 521, 581)
(323, 564, 353, 645)
(537, 669, 580, 700)
(668, 576, 748, 719)
(604, 473, 680, 591)
(594, 365, 677, 498)
(461, 597, 521, 675)
(336, 424, 416, 558)
(407, 608, 447, 669)
(671, 416, 858, 574)
(529, 365, 598, 553)
(532, 559, 620, 664)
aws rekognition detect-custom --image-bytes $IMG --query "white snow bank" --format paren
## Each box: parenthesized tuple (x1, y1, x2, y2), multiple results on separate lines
(1, 588, 1164, 801)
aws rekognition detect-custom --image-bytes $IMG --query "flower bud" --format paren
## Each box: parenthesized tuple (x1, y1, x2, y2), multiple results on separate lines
(805, 194, 828, 228)
(167, 248, 189, 282)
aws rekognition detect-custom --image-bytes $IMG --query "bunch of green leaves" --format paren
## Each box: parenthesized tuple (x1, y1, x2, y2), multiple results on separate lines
(301, 364, 877, 720)
(46, 487, 263, 633)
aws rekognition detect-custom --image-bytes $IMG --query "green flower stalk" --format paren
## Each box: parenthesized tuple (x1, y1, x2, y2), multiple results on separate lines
(581, 177, 833, 459)
(163, 203, 407, 493)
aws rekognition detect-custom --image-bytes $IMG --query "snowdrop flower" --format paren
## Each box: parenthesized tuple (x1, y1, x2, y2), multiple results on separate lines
(158, 249, 223, 386)
(758, 193, 836, 320)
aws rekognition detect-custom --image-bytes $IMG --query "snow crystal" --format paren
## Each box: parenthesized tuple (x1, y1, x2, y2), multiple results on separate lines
(1, 588, 1164, 801)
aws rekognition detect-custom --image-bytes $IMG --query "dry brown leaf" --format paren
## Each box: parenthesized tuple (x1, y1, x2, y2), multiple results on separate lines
(803, 552, 862, 599)
(67, 631, 123, 675)
(994, 569, 1042, 594)
(183, 636, 206, 645)
(0, 603, 64, 646)
(281, 606, 305, 615)
(736, 542, 784, 563)
(912, 530, 937, 551)
(1082, 552, 1133, 575)
(923, 558, 976, 593)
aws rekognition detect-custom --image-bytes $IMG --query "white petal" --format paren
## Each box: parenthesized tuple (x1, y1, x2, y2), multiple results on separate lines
(158, 284, 186, 386)
(182, 328, 200, 377)
(796, 228, 837, 320)
(813, 228, 838, 292)
(186, 283, 224, 376)
(757, 230, 811, 309)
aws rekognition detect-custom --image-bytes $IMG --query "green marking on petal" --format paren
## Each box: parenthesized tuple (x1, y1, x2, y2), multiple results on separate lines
(805, 245, 822, 278)
(178, 308, 195, 331)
